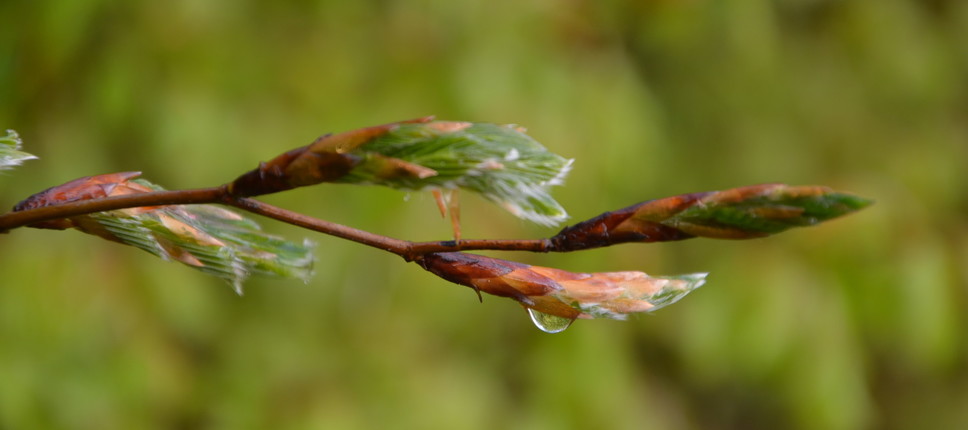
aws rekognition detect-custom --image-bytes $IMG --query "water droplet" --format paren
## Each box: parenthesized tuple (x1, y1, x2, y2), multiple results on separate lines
(527, 308, 574, 333)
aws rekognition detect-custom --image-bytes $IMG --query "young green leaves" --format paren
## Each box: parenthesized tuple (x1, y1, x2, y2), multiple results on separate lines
(0, 130, 36, 171)
(14, 172, 314, 294)
(551, 184, 873, 251)
(230, 117, 573, 226)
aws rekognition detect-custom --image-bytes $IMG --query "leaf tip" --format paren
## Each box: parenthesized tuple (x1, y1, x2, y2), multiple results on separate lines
(1, 129, 38, 171)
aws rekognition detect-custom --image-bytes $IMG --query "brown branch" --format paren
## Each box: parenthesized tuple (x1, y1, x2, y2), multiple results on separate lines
(0, 184, 555, 261)
(218, 198, 555, 260)
(225, 197, 411, 256)
(1, 178, 868, 262)
(0, 187, 227, 232)
(228, 197, 553, 260)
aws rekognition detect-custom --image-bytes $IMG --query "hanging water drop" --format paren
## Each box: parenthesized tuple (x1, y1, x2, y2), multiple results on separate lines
(527, 308, 574, 333)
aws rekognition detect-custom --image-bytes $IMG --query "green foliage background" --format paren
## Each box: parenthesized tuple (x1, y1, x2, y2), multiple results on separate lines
(1, 0, 966, 429)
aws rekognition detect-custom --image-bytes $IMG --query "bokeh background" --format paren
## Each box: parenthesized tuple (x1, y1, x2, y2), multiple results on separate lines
(2, 0, 966, 429)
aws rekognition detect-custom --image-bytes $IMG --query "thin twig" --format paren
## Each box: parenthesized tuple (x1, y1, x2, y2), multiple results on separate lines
(0, 187, 227, 232)
(0, 185, 557, 261)
(224, 197, 553, 261)
(225, 197, 411, 256)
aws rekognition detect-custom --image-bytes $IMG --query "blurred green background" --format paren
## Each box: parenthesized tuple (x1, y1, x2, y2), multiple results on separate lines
(1, 0, 966, 429)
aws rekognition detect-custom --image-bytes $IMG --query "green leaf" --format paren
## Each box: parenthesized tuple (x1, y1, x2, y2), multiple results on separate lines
(229, 119, 573, 226)
(94, 179, 315, 294)
(339, 121, 573, 226)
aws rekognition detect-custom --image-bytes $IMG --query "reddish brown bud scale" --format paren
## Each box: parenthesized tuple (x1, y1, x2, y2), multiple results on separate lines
(282, 150, 361, 187)
(12, 172, 145, 229)
(550, 202, 694, 251)
(228, 146, 311, 196)
(418, 252, 561, 307)
(420, 250, 518, 278)
(701, 183, 775, 204)
(10, 172, 181, 244)
(228, 144, 364, 196)
(625, 192, 711, 221)
(14, 171, 142, 212)
(307, 116, 434, 154)
(227, 117, 435, 197)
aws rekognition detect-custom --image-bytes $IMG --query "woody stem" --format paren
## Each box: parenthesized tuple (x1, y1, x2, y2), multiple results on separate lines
(0, 186, 555, 260)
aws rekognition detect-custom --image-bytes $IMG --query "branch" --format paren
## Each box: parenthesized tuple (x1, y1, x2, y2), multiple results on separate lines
(1, 179, 870, 262)
(230, 196, 554, 260)
(1, 190, 550, 262)
(0, 185, 226, 233)
(0, 118, 872, 330)
(0, 174, 552, 260)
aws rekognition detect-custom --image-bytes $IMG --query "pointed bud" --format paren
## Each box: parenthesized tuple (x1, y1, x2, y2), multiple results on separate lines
(552, 184, 872, 251)
(418, 252, 705, 320)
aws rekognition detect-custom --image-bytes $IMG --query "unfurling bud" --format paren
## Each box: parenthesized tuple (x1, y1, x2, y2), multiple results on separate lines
(227, 117, 573, 226)
(551, 184, 872, 251)
(14, 172, 314, 294)
(418, 252, 706, 323)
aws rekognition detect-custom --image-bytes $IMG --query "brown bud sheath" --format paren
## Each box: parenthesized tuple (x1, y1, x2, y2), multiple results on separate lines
(11, 171, 176, 244)
(305, 116, 434, 154)
(11, 172, 165, 248)
(550, 194, 705, 251)
(227, 117, 434, 197)
(14, 171, 143, 212)
(13, 171, 145, 229)
(418, 252, 557, 298)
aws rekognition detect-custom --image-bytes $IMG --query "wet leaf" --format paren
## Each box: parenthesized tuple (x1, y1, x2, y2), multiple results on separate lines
(418, 252, 705, 323)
